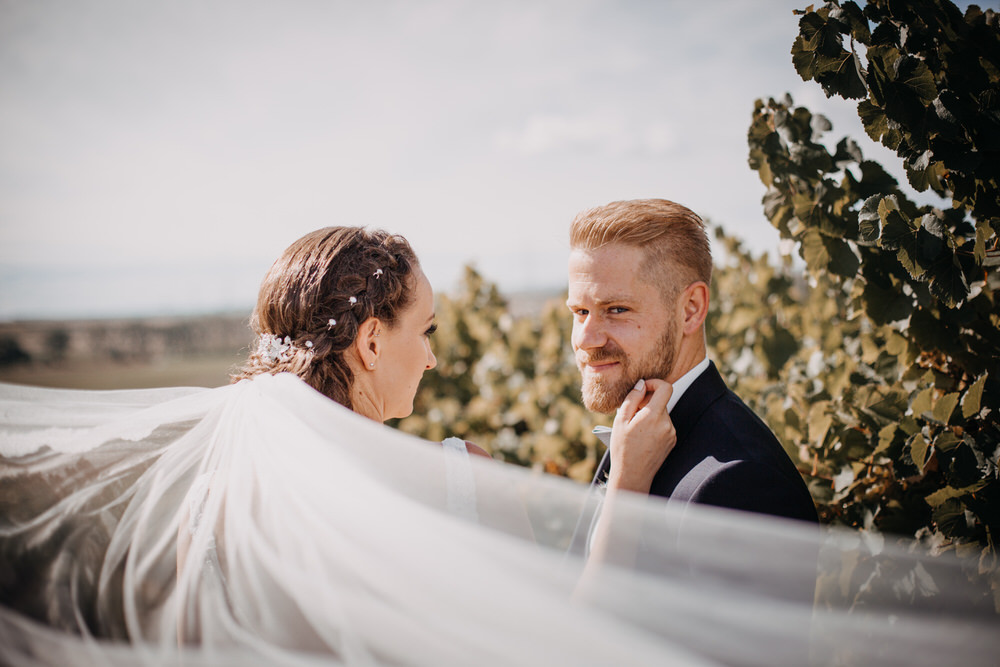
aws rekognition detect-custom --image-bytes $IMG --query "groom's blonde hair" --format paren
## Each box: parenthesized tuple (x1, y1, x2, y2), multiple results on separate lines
(569, 199, 712, 298)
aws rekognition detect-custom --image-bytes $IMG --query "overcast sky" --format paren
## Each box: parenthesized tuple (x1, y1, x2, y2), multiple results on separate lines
(2, 0, 994, 319)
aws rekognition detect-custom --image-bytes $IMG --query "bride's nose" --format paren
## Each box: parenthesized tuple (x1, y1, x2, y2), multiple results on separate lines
(425, 344, 437, 370)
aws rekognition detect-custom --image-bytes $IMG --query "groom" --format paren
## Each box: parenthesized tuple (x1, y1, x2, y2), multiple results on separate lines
(566, 198, 816, 552)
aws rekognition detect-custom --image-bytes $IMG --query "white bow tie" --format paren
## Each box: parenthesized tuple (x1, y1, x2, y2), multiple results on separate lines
(592, 425, 612, 446)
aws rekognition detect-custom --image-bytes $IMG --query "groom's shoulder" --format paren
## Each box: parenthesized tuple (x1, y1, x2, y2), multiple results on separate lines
(689, 381, 777, 446)
(674, 384, 816, 520)
(673, 370, 797, 461)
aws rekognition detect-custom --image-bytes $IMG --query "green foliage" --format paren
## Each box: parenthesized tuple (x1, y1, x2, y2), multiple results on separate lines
(748, 0, 1000, 569)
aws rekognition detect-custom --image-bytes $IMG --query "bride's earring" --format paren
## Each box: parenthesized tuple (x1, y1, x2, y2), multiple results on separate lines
(369, 362, 375, 368)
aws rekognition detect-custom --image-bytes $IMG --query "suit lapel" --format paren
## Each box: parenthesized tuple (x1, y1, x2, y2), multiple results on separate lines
(593, 449, 611, 484)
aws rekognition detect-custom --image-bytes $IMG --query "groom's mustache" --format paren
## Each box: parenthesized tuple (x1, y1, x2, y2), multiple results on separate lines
(577, 344, 626, 367)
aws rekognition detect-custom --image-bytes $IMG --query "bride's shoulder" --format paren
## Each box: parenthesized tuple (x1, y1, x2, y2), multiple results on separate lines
(442, 436, 491, 459)
(465, 442, 491, 459)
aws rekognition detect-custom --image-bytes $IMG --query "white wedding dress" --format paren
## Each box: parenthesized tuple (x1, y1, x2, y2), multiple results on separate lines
(0, 373, 996, 666)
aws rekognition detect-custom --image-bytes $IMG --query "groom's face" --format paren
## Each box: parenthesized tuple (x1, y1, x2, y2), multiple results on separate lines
(567, 243, 680, 414)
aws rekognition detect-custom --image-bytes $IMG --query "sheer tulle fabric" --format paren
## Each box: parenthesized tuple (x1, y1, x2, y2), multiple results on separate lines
(0, 375, 996, 666)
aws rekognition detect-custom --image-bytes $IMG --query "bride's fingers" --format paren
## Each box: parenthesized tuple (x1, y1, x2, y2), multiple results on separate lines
(636, 379, 672, 416)
(614, 379, 647, 427)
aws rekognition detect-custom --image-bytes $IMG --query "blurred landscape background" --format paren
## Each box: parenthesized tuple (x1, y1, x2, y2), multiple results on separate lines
(0, 286, 560, 390)
(0, 313, 253, 389)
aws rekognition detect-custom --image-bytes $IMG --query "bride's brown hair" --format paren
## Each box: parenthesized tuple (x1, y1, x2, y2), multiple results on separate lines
(232, 226, 419, 409)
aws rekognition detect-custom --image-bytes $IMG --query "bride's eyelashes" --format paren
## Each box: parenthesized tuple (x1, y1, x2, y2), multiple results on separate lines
(424, 323, 438, 337)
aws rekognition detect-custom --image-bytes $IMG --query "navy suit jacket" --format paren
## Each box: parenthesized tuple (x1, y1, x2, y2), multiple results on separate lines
(588, 361, 817, 523)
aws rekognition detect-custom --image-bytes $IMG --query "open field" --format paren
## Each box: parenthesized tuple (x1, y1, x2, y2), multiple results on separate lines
(0, 352, 245, 390)
(0, 314, 253, 390)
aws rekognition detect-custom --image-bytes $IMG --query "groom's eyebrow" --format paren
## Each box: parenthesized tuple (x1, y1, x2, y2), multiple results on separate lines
(589, 294, 633, 306)
(566, 294, 633, 310)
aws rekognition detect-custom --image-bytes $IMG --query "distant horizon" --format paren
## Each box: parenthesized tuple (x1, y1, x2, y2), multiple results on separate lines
(0, 259, 567, 322)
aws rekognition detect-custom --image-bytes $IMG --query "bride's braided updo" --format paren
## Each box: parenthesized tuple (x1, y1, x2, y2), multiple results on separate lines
(232, 226, 419, 409)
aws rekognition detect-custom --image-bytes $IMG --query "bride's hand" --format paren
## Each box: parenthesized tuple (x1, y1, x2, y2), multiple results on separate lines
(607, 378, 675, 494)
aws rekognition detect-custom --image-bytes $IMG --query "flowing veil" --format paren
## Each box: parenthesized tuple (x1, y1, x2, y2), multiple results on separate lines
(1, 374, 996, 666)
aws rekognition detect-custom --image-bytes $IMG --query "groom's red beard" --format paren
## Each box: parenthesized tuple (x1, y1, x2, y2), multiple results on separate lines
(577, 326, 677, 414)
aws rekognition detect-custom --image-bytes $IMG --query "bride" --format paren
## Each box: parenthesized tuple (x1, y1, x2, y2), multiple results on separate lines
(0, 227, 996, 666)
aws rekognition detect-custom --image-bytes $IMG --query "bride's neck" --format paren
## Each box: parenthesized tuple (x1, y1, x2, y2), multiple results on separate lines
(351, 379, 385, 423)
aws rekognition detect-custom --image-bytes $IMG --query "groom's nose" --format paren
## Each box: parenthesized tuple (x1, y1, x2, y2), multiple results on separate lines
(573, 314, 607, 350)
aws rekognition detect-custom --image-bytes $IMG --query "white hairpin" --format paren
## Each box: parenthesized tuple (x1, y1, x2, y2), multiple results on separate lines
(348, 296, 357, 305)
(328, 318, 337, 328)
(258, 334, 293, 363)
(373, 268, 383, 278)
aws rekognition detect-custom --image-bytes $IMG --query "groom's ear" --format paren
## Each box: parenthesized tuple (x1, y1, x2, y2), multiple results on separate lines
(680, 281, 709, 335)
(354, 317, 382, 370)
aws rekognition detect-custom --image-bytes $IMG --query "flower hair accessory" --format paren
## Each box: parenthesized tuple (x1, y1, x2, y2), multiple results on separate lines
(348, 296, 358, 305)
(328, 318, 337, 328)
(258, 334, 293, 363)
(373, 268, 383, 279)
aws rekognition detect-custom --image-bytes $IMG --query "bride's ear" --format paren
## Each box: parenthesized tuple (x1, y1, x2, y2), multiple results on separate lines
(353, 317, 382, 371)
